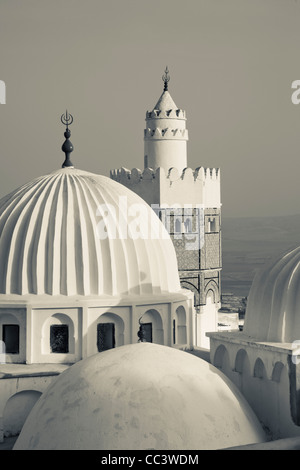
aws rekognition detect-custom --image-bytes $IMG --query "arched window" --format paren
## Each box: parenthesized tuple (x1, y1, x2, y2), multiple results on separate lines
(42, 313, 75, 356)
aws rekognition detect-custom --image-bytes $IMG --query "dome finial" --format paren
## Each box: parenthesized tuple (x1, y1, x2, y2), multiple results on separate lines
(162, 66, 170, 91)
(61, 110, 74, 168)
(137, 315, 146, 342)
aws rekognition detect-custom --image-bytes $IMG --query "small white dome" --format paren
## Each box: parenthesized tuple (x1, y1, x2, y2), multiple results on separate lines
(244, 245, 300, 342)
(14, 343, 265, 450)
(0, 168, 180, 296)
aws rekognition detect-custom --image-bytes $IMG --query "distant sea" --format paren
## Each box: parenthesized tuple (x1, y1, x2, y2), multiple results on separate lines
(221, 280, 252, 298)
(221, 213, 300, 300)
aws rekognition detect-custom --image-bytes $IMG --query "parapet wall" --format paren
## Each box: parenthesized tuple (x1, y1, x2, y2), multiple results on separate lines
(110, 166, 221, 208)
(144, 128, 188, 140)
(146, 109, 186, 119)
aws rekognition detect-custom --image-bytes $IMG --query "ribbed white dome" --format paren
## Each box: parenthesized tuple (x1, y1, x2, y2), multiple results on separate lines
(244, 245, 300, 342)
(0, 168, 180, 296)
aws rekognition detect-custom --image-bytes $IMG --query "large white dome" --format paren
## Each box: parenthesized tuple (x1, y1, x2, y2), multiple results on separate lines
(14, 343, 266, 450)
(244, 245, 300, 342)
(0, 168, 180, 296)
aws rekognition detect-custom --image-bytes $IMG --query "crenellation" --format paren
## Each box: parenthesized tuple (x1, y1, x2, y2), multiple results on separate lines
(146, 109, 186, 120)
(144, 128, 188, 140)
(111, 166, 220, 186)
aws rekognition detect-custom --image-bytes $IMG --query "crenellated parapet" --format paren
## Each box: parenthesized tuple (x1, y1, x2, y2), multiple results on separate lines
(110, 166, 220, 183)
(146, 109, 186, 120)
(110, 166, 221, 208)
(144, 128, 188, 140)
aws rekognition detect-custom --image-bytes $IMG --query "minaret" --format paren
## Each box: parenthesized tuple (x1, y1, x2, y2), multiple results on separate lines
(111, 69, 222, 349)
(144, 67, 188, 173)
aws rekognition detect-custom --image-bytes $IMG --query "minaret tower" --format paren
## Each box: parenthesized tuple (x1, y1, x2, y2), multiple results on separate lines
(144, 67, 188, 173)
(111, 68, 222, 349)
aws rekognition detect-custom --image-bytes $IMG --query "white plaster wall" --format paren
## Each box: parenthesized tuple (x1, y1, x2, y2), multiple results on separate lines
(208, 336, 300, 440)
(197, 303, 219, 349)
(31, 308, 82, 364)
(144, 139, 187, 173)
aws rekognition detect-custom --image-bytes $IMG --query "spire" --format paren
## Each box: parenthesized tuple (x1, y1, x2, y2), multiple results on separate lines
(61, 110, 74, 168)
(162, 66, 170, 91)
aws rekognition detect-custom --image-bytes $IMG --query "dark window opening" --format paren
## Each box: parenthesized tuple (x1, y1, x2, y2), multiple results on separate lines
(140, 322, 152, 343)
(97, 323, 115, 352)
(50, 324, 69, 353)
(3, 324, 19, 354)
(173, 319, 176, 344)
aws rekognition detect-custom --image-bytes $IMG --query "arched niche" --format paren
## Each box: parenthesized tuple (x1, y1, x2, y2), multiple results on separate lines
(253, 358, 267, 379)
(140, 309, 164, 345)
(3, 390, 42, 438)
(234, 349, 248, 374)
(272, 361, 285, 383)
(41, 313, 75, 355)
(96, 312, 125, 352)
(213, 344, 229, 371)
(174, 306, 187, 345)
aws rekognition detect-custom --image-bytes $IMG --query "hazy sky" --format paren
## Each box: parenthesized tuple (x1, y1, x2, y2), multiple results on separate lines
(0, 0, 300, 217)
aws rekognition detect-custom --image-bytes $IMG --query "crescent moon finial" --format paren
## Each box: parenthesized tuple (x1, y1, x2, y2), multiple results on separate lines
(61, 110, 74, 168)
(162, 66, 170, 91)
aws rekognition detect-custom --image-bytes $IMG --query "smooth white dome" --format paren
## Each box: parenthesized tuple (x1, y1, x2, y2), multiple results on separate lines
(14, 343, 265, 450)
(0, 168, 180, 296)
(244, 245, 300, 342)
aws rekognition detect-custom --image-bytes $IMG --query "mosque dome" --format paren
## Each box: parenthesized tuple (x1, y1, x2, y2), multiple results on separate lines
(0, 167, 180, 297)
(244, 245, 300, 342)
(13, 343, 265, 450)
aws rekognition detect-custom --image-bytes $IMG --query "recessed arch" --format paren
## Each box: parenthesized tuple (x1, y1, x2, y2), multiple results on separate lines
(213, 344, 228, 369)
(272, 361, 285, 382)
(96, 312, 125, 351)
(235, 349, 248, 374)
(253, 358, 267, 379)
(3, 390, 42, 438)
(140, 309, 164, 345)
(174, 306, 187, 345)
(204, 280, 219, 304)
(180, 281, 199, 307)
(42, 313, 75, 355)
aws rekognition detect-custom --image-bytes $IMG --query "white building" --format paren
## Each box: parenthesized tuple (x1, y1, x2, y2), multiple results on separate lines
(0, 116, 194, 441)
(208, 245, 300, 440)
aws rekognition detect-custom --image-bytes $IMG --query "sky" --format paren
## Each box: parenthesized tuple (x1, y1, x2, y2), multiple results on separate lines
(0, 0, 300, 217)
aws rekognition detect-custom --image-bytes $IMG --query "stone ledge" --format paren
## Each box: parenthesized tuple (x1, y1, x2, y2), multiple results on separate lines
(0, 363, 70, 379)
